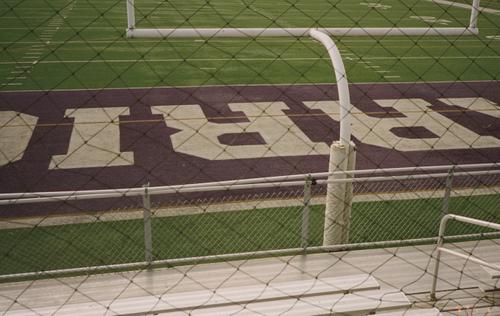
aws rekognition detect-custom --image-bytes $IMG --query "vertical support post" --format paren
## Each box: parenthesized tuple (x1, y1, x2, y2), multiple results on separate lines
(469, 0, 481, 29)
(126, 0, 136, 30)
(431, 215, 452, 300)
(442, 167, 455, 217)
(143, 183, 153, 265)
(302, 175, 313, 249)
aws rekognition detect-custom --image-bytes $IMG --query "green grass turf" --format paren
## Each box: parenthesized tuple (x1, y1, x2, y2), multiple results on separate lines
(0, 194, 498, 275)
(0, 0, 499, 91)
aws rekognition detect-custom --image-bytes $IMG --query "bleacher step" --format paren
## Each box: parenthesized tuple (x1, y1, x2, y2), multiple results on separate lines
(164, 290, 410, 315)
(481, 263, 500, 279)
(376, 307, 442, 315)
(4, 274, 380, 316)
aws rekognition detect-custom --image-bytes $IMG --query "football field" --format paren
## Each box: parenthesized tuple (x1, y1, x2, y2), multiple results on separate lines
(0, 0, 499, 277)
(1, 0, 500, 89)
(1, 0, 500, 208)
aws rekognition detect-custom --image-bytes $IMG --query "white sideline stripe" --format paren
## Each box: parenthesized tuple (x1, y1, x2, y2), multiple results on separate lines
(426, 0, 500, 15)
(1, 186, 498, 230)
(0, 38, 496, 45)
(0, 55, 498, 66)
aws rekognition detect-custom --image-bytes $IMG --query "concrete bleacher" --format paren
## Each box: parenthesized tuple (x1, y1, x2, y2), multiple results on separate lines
(1, 240, 498, 315)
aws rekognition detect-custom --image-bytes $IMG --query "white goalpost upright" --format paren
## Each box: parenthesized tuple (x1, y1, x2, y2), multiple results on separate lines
(124, 0, 482, 246)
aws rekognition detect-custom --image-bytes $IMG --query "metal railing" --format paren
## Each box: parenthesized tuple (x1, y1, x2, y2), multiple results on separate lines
(430, 214, 500, 300)
(0, 163, 498, 282)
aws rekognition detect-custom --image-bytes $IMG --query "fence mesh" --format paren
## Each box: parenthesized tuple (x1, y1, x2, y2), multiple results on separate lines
(0, 0, 499, 314)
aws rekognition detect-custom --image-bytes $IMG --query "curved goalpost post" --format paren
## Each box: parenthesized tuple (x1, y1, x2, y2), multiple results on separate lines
(124, 0, 482, 246)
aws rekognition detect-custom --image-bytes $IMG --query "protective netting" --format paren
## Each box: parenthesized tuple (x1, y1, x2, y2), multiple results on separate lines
(0, 0, 499, 314)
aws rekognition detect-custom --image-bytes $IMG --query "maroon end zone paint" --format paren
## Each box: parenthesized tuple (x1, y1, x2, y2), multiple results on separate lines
(0, 81, 499, 217)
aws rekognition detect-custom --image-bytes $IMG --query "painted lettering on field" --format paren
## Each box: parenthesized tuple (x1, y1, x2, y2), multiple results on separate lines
(0, 111, 38, 166)
(152, 102, 330, 160)
(49, 107, 133, 169)
(304, 98, 500, 151)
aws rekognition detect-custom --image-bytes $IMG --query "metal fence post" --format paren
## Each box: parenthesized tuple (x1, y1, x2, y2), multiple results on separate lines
(441, 167, 455, 216)
(302, 175, 313, 249)
(142, 183, 153, 265)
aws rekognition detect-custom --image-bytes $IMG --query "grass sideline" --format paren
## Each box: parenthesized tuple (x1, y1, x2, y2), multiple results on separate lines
(0, 193, 498, 276)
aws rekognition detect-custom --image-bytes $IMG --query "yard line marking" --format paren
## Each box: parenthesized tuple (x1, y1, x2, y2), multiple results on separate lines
(26, 52, 41, 55)
(384, 75, 401, 79)
(1, 38, 498, 45)
(376, 70, 391, 73)
(365, 65, 380, 69)
(0, 55, 497, 65)
(6, 77, 26, 80)
(3, 83, 22, 86)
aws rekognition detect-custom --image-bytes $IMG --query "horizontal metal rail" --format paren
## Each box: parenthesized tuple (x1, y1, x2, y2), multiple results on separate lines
(0, 163, 497, 203)
(430, 214, 500, 300)
(0, 167, 498, 206)
(126, 27, 478, 38)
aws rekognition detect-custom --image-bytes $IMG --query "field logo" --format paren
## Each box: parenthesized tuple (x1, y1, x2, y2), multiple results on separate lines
(1, 95, 499, 168)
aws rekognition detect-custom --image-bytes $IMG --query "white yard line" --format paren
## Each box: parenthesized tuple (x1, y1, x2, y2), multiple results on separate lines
(1, 1, 76, 88)
(0, 38, 498, 45)
(0, 55, 497, 65)
(426, 0, 500, 15)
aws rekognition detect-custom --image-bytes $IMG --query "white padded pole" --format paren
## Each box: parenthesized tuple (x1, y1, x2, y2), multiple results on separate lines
(323, 142, 349, 246)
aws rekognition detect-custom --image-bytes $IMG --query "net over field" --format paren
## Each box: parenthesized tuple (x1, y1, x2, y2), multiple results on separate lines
(0, 0, 499, 315)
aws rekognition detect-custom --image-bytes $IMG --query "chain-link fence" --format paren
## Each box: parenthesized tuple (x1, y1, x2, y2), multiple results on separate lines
(1, 0, 499, 314)
(1, 164, 498, 279)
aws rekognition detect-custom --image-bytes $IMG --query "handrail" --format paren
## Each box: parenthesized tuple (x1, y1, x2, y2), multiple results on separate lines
(0, 163, 496, 201)
(430, 214, 500, 300)
(0, 165, 498, 206)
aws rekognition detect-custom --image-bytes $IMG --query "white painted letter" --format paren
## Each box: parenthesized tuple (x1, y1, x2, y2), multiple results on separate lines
(304, 98, 500, 151)
(152, 102, 329, 160)
(0, 111, 38, 166)
(50, 107, 133, 169)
